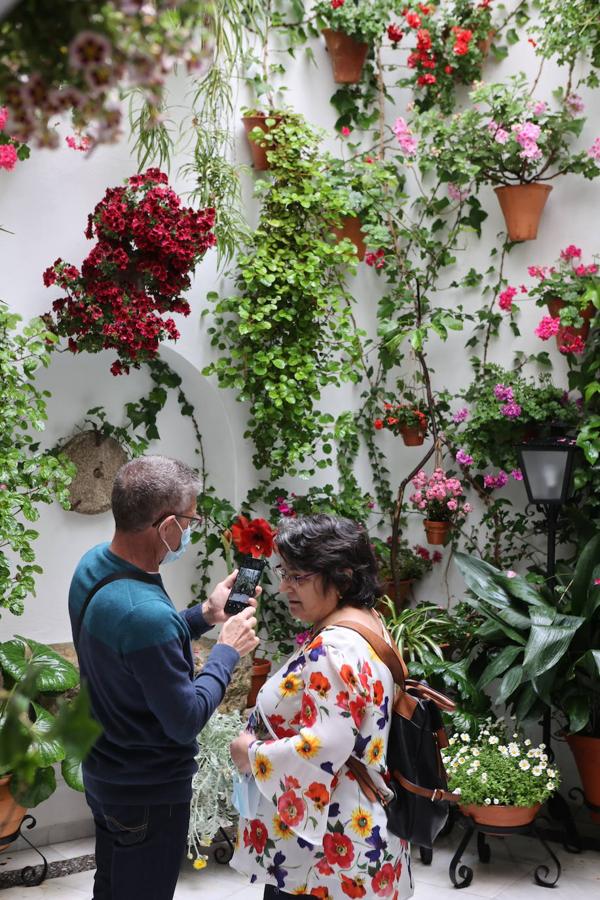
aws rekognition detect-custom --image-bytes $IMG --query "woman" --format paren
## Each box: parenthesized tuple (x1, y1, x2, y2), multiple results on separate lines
(230, 515, 413, 900)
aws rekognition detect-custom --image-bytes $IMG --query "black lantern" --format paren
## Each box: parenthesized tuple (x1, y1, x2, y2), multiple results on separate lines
(517, 438, 579, 507)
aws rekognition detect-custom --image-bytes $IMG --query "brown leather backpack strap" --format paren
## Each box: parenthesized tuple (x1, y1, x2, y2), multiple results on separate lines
(332, 619, 408, 687)
(394, 772, 459, 804)
(346, 757, 390, 807)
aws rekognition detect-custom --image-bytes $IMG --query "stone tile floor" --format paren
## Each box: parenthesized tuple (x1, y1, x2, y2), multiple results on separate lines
(0, 829, 598, 898)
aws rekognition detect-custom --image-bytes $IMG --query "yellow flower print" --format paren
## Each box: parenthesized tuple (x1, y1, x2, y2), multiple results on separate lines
(366, 737, 384, 765)
(253, 751, 273, 781)
(350, 806, 373, 837)
(273, 814, 293, 840)
(292, 887, 308, 895)
(295, 729, 322, 759)
(279, 673, 303, 697)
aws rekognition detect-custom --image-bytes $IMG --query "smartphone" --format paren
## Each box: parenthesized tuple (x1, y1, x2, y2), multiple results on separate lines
(224, 556, 266, 615)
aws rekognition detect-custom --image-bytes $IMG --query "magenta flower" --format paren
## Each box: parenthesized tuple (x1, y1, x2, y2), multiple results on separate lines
(493, 384, 513, 402)
(456, 449, 473, 467)
(498, 286, 517, 312)
(535, 316, 560, 340)
(560, 245, 582, 260)
(511, 468, 523, 481)
(532, 100, 547, 116)
(588, 138, 600, 161)
(0, 144, 18, 170)
(341, 126, 351, 137)
(447, 182, 469, 202)
(501, 402, 522, 419)
(453, 407, 469, 424)
(393, 117, 418, 156)
(484, 470, 508, 490)
(0, 106, 7, 131)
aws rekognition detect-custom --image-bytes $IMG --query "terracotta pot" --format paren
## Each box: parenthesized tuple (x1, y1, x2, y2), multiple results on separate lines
(494, 184, 552, 242)
(424, 520, 451, 546)
(566, 733, 600, 824)
(0, 775, 27, 851)
(246, 657, 272, 708)
(377, 579, 413, 615)
(322, 29, 369, 84)
(399, 425, 426, 447)
(460, 802, 541, 832)
(545, 296, 596, 351)
(332, 215, 366, 261)
(478, 29, 496, 56)
(242, 114, 283, 171)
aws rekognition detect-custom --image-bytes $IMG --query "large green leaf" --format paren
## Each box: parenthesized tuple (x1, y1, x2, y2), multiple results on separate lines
(513, 683, 540, 722)
(455, 553, 512, 606)
(29, 703, 65, 766)
(61, 755, 84, 792)
(469, 600, 527, 645)
(494, 573, 548, 608)
(562, 692, 591, 734)
(496, 665, 523, 705)
(572, 649, 600, 683)
(11, 765, 56, 808)
(0, 637, 79, 692)
(522, 610, 584, 677)
(478, 645, 522, 689)
(50, 685, 102, 763)
(570, 533, 600, 616)
(582, 564, 600, 619)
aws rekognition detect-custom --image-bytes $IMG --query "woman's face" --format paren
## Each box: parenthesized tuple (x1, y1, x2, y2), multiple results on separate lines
(276, 560, 340, 625)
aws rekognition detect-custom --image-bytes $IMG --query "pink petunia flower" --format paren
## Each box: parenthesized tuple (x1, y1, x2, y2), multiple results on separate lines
(535, 316, 560, 340)
(453, 407, 469, 423)
(501, 402, 522, 419)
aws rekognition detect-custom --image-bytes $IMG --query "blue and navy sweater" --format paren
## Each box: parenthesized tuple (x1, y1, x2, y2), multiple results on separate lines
(68, 543, 240, 805)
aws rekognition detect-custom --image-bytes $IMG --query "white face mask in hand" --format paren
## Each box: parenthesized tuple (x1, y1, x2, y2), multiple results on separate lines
(160, 522, 191, 565)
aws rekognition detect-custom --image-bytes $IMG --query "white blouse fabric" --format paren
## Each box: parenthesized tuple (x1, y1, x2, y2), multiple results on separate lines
(230, 625, 414, 900)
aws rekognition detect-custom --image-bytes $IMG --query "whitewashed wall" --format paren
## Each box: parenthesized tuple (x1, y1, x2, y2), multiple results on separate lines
(0, 8, 597, 839)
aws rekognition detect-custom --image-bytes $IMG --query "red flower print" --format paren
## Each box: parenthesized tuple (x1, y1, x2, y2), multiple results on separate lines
(284, 775, 301, 790)
(231, 515, 275, 558)
(349, 695, 367, 728)
(323, 833, 355, 868)
(316, 857, 335, 876)
(277, 790, 306, 827)
(336, 690, 350, 712)
(372, 862, 396, 896)
(310, 889, 331, 899)
(269, 714, 297, 738)
(309, 672, 331, 697)
(248, 819, 268, 854)
(341, 874, 367, 898)
(373, 680, 384, 706)
(300, 692, 318, 727)
(304, 781, 330, 811)
(340, 665, 359, 691)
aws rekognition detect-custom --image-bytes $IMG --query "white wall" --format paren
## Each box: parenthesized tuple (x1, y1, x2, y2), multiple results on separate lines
(0, 5, 597, 839)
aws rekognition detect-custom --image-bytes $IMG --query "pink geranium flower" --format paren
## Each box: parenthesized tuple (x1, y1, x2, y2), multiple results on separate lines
(0, 144, 18, 170)
(535, 316, 560, 340)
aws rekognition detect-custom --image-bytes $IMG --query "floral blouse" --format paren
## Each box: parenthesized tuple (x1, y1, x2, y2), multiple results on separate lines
(230, 626, 413, 900)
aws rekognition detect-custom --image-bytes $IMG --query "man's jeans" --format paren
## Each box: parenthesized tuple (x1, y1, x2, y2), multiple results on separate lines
(86, 793, 190, 900)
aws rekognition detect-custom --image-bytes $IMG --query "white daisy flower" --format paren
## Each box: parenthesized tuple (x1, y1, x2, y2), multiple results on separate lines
(546, 781, 555, 791)
(532, 766, 542, 776)
(481, 773, 488, 783)
(460, 733, 471, 743)
(488, 736, 499, 745)
(484, 798, 491, 805)
(519, 759, 531, 771)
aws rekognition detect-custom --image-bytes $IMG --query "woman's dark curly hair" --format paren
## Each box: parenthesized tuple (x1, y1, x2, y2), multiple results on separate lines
(275, 514, 383, 609)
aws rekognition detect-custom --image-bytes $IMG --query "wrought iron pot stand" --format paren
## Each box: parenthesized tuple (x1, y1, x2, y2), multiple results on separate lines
(449, 810, 561, 889)
(0, 815, 48, 887)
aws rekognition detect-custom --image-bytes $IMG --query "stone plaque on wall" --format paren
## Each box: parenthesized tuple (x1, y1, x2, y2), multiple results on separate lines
(62, 430, 128, 515)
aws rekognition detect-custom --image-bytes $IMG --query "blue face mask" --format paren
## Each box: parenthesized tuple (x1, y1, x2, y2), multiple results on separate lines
(160, 521, 191, 565)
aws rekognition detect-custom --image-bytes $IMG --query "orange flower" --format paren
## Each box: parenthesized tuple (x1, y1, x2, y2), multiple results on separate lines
(295, 729, 321, 759)
(373, 680, 384, 706)
(231, 514, 275, 558)
(304, 781, 330, 811)
(309, 671, 331, 697)
(316, 857, 334, 876)
(341, 874, 367, 898)
(310, 888, 331, 899)
(340, 664, 359, 691)
(277, 789, 306, 827)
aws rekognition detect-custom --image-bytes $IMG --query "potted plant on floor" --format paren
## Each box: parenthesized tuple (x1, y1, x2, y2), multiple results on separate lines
(314, 0, 392, 83)
(416, 74, 600, 240)
(378, 600, 454, 664)
(372, 537, 441, 609)
(454, 537, 600, 823)
(442, 718, 560, 828)
(409, 467, 471, 545)
(527, 244, 600, 355)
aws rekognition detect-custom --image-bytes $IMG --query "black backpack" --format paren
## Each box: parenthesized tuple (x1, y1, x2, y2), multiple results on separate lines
(331, 619, 459, 849)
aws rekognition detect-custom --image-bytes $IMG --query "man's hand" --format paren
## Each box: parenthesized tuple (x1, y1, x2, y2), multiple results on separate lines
(218, 606, 260, 657)
(230, 730, 256, 774)
(202, 570, 261, 625)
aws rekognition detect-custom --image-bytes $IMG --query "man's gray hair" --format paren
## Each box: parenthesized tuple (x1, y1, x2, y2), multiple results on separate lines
(111, 456, 202, 532)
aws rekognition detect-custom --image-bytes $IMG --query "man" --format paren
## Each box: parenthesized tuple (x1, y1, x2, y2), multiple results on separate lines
(68, 455, 259, 900)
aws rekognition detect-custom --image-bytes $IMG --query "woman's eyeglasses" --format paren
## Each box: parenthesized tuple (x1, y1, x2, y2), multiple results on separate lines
(152, 513, 204, 532)
(274, 565, 317, 586)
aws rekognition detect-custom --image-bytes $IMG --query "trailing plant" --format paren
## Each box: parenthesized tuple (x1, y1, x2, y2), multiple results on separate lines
(43, 168, 216, 375)
(203, 114, 364, 478)
(0, 637, 100, 806)
(0, 306, 74, 617)
(531, 0, 600, 84)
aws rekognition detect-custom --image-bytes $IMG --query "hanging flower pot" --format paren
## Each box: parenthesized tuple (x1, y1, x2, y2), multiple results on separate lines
(478, 29, 496, 56)
(424, 520, 451, 545)
(566, 734, 600, 824)
(545, 297, 596, 351)
(322, 29, 369, 84)
(0, 776, 27, 851)
(246, 657, 272, 709)
(242, 114, 283, 171)
(332, 215, 366, 260)
(460, 802, 541, 832)
(494, 183, 552, 242)
(399, 424, 426, 446)
(381, 579, 413, 611)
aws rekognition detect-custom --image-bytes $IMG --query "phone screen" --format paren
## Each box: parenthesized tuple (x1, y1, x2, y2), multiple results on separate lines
(229, 565, 262, 606)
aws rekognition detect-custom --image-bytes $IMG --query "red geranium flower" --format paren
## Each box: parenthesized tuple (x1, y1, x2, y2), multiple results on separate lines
(323, 832, 355, 868)
(231, 515, 275, 558)
(278, 789, 306, 827)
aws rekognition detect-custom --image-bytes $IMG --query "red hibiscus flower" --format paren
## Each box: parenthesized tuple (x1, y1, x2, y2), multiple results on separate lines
(248, 819, 268, 854)
(231, 515, 275, 558)
(323, 833, 355, 868)
(372, 862, 396, 896)
(305, 781, 330, 811)
(278, 790, 306, 827)
(300, 692, 318, 727)
(341, 874, 367, 898)
(349, 695, 367, 728)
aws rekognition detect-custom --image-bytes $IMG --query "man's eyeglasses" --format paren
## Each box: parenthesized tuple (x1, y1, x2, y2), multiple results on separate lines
(152, 513, 204, 532)
(274, 565, 317, 586)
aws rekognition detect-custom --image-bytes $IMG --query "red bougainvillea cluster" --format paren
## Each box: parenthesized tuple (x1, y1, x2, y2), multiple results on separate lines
(43, 168, 215, 375)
